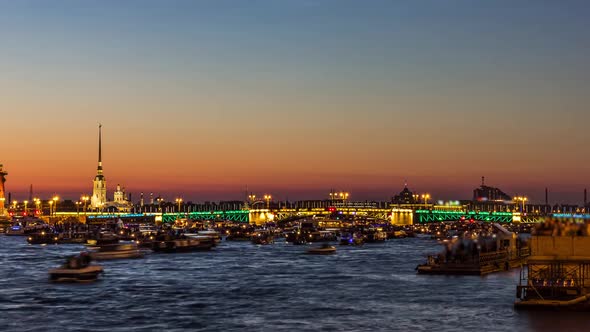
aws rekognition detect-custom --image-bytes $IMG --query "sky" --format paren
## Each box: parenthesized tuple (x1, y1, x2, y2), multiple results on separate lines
(1, 0, 589, 204)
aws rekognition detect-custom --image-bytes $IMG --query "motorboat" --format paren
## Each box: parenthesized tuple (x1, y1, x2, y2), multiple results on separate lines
(89, 243, 143, 260)
(87, 230, 119, 246)
(152, 238, 214, 253)
(49, 253, 103, 282)
(307, 244, 337, 255)
(6, 218, 49, 236)
(184, 229, 221, 245)
(27, 232, 60, 244)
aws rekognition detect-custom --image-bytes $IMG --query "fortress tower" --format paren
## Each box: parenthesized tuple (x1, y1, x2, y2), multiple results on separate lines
(91, 124, 107, 209)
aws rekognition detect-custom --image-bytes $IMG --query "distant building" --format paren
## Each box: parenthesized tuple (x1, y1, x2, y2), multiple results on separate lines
(91, 124, 107, 209)
(392, 183, 417, 205)
(104, 184, 133, 212)
(89, 125, 133, 212)
(473, 177, 511, 202)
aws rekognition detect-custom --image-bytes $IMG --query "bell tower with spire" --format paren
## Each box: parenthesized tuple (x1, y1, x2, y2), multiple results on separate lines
(91, 124, 107, 209)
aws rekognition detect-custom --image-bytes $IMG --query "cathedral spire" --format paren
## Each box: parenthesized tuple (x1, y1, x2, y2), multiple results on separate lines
(97, 124, 103, 174)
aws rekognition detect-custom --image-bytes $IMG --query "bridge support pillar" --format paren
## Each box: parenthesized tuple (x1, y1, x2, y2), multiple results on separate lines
(391, 209, 414, 225)
(249, 210, 274, 226)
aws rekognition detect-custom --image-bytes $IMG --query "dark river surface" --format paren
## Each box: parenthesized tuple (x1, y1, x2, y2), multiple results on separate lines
(0, 235, 587, 331)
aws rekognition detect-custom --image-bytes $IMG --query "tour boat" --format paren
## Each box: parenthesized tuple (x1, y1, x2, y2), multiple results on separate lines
(515, 233, 590, 310)
(417, 223, 529, 275)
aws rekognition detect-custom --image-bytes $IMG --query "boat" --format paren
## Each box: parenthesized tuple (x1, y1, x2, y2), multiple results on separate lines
(515, 229, 590, 310)
(340, 233, 364, 246)
(139, 224, 158, 235)
(184, 229, 221, 245)
(364, 229, 387, 243)
(89, 243, 143, 260)
(251, 231, 274, 245)
(5, 218, 49, 236)
(87, 230, 119, 246)
(49, 253, 103, 282)
(27, 232, 60, 245)
(307, 244, 337, 255)
(417, 223, 530, 275)
(152, 238, 214, 253)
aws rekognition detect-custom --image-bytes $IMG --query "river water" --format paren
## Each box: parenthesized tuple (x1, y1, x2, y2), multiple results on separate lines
(0, 235, 587, 331)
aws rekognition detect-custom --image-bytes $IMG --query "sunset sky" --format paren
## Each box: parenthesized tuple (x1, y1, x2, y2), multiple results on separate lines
(1, 1, 589, 203)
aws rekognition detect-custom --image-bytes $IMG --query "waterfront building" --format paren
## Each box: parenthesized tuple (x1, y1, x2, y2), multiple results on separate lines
(104, 184, 133, 212)
(392, 182, 417, 205)
(473, 176, 511, 202)
(91, 124, 107, 209)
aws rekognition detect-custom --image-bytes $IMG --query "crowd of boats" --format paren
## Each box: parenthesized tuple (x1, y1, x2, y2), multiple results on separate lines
(4, 215, 590, 310)
(2, 216, 427, 282)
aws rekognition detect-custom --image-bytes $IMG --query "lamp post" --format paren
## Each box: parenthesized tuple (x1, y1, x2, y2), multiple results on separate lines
(48, 200, 53, 216)
(264, 195, 272, 209)
(176, 198, 183, 212)
(81, 195, 89, 214)
(52, 196, 59, 217)
(157, 197, 163, 213)
(33, 198, 41, 215)
(76, 202, 81, 216)
(412, 194, 419, 204)
(24, 200, 28, 216)
(514, 196, 528, 212)
(12, 200, 18, 214)
(421, 194, 430, 205)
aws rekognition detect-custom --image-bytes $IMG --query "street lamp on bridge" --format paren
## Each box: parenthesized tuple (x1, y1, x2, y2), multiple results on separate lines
(514, 196, 528, 212)
(264, 195, 272, 209)
(421, 194, 430, 205)
(81, 195, 89, 214)
(52, 196, 59, 216)
(176, 198, 183, 212)
(33, 198, 41, 215)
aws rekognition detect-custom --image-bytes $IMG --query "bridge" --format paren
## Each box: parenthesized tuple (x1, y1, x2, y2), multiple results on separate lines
(48, 209, 590, 225)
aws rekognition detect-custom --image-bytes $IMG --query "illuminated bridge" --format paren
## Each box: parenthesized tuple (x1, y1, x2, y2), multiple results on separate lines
(415, 210, 514, 223)
(51, 209, 589, 225)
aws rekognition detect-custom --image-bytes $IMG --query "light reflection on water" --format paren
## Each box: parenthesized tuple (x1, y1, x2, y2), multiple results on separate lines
(0, 235, 587, 331)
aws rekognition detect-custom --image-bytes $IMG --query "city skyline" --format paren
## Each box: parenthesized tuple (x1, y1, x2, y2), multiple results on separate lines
(2, 1, 589, 203)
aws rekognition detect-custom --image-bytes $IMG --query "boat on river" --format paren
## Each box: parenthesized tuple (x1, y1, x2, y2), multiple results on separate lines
(5, 218, 48, 236)
(152, 238, 214, 253)
(417, 223, 529, 275)
(307, 244, 337, 255)
(515, 233, 590, 310)
(251, 231, 274, 245)
(184, 229, 221, 245)
(89, 243, 143, 260)
(49, 253, 103, 283)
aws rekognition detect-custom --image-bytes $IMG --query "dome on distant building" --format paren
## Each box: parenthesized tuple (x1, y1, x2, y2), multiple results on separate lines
(392, 182, 417, 204)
